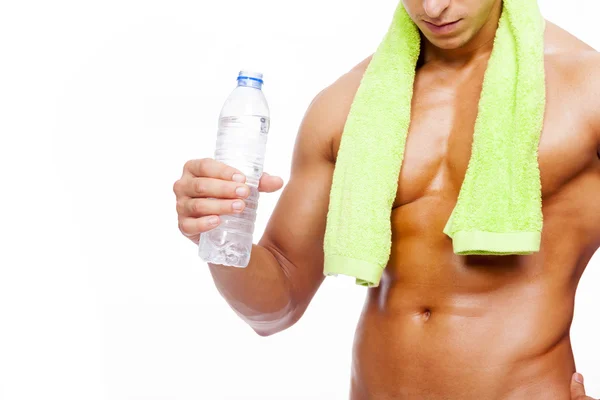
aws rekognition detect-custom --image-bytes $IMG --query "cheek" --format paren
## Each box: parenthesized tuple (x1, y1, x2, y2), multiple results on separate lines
(401, 0, 420, 19)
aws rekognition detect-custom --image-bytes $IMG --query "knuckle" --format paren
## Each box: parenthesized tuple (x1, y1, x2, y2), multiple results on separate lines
(194, 179, 207, 196)
(176, 199, 186, 215)
(183, 159, 195, 173)
(190, 199, 203, 214)
(172, 179, 182, 194)
(198, 158, 212, 173)
(178, 219, 190, 236)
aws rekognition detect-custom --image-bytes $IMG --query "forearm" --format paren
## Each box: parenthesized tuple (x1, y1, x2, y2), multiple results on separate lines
(207, 244, 295, 336)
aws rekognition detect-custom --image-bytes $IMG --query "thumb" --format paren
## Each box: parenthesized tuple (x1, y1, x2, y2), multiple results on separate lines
(571, 372, 587, 399)
(258, 172, 284, 193)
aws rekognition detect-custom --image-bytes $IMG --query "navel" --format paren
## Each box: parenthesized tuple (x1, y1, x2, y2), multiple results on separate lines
(420, 308, 432, 321)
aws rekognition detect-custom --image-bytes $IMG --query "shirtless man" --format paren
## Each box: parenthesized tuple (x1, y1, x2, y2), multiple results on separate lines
(173, 0, 600, 398)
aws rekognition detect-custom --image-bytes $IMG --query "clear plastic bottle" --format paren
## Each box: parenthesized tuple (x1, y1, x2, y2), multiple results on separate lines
(198, 70, 270, 267)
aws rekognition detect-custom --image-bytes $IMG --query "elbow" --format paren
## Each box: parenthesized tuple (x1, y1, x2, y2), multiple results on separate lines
(253, 326, 279, 337)
(250, 252, 300, 337)
(251, 318, 295, 337)
(250, 298, 303, 337)
(252, 316, 294, 337)
(247, 243, 308, 337)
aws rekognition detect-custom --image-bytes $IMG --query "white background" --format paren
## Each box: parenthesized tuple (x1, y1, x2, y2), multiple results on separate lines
(0, 0, 599, 399)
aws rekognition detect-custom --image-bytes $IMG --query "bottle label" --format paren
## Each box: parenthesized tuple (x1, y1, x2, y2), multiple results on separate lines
(215, 116, 269, 183)
(219, 116, 270, 135)
(260, 117, 268, 134)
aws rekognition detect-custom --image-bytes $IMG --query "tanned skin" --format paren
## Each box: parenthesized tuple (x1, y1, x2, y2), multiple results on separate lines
(174, 0, 600, 398)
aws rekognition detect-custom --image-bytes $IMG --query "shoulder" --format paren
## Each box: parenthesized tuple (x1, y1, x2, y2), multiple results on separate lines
(309, 55, 373, 120)
(543, 21, 600, 143)
(301, 55, 373, 161)
(543, 20, 598, 82)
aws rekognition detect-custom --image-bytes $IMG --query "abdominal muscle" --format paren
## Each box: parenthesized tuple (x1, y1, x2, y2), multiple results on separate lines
(349, 196, 581, 400)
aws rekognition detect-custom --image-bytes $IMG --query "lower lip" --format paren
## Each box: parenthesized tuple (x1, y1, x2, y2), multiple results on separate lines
(424, 20, 461, 35)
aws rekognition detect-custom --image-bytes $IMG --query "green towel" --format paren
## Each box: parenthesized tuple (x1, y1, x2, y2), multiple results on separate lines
(323, 0, 546, 287)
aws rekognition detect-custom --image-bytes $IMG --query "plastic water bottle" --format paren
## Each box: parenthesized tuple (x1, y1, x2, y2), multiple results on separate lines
(198, 70, 270, 267)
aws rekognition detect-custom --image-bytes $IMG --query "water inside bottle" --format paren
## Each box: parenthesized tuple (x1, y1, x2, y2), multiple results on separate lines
(198, 115, 267, 267)
(199, 222, 252, 267)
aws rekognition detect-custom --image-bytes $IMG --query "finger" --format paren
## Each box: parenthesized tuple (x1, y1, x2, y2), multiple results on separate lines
(178, 215, 221, 237)
(176, 177, 250, 199)
(258, 172, 284, 193)
(177, 197, 246, 217)
(570, 372, 587, 399)
(183, 158, 246, 182)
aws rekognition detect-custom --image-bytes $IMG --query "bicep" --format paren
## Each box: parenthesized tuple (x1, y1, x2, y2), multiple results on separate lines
(258, 90, 337, 318)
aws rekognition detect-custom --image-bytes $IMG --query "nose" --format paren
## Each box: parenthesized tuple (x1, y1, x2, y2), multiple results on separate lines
(422, 0, 451, 19)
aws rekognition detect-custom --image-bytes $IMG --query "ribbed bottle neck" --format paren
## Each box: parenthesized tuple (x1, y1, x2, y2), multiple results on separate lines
(237, 71, 264, 90)
(237, 77, 263, 90)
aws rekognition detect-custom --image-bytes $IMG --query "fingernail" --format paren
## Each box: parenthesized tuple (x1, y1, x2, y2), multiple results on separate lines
(232, 200, 244, 211)
(209, 216, 219, 226)
(236, 186, 248, 197)
(574, 373, 584, 384)
(232, 173, 245, 183)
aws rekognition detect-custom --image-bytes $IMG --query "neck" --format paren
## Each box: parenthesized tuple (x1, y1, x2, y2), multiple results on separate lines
(421, 0, 503, 67)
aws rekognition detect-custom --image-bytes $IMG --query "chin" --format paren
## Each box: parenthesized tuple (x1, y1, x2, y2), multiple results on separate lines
(422, 33, 468, 50)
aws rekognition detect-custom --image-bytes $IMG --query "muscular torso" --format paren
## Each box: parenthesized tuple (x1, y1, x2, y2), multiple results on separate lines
(329, 23, 600, 399)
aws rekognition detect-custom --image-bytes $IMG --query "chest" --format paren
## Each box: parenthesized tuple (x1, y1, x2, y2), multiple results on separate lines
(333, 64, 598, 209)
(398, 71, 596, 209)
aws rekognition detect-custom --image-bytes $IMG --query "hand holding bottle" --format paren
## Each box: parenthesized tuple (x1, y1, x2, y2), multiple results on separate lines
(173, 158, 284, 246)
